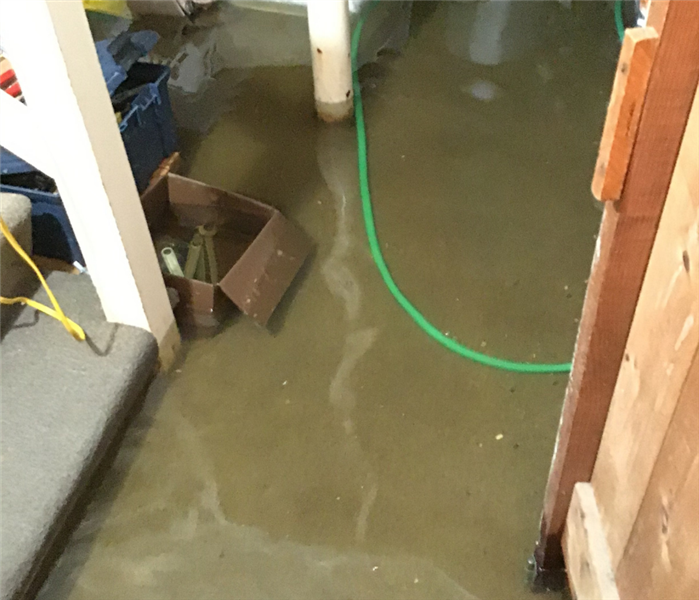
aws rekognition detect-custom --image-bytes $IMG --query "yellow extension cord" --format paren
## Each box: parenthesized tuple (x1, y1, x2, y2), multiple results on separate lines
(82, 0, 129, 18)
(0, 216, 85, 341)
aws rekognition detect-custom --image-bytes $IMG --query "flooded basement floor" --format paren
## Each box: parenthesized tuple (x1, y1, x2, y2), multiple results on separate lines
(41, 2, 618, 599)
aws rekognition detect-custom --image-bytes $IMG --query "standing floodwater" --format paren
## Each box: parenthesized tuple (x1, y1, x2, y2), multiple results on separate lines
(39, 2, 617, 599)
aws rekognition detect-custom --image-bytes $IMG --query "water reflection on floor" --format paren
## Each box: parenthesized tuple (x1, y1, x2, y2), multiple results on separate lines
(40, 2, 617, 599)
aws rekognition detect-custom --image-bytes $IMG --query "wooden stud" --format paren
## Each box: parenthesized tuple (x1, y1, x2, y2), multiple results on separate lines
(592, 28, 658, 202)
(591, 81, 699, 568)
(563, 483, 620, 600)
(533, 0, 699, 578)
(0, 1, 180, 366)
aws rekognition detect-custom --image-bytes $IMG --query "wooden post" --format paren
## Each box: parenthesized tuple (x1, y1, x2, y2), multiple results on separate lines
(0, 1, 179, 366)
(533, 0, 699, 583)
(307, 0, 353, 122)
(563, 483, 621, 600)
(562, 82, 699, 600)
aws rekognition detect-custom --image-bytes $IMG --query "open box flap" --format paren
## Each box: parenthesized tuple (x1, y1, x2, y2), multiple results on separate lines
(218, 212, 312, 326)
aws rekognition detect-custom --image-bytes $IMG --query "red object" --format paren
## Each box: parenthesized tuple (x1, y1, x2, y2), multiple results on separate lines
(0, 63, 22, 98)
(0, 67, 15, 87)
(5, 81, 21, 98)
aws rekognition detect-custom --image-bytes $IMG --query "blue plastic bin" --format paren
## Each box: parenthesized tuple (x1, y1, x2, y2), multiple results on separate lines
(1, 62, 176, 190)
(0, 184, 84, 265)
(0, 31, 177, 262)
(115, 62, 178, 192)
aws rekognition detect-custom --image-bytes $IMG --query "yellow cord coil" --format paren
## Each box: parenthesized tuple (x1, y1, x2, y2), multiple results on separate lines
(0, 216, 85, 341)
(82, 0, 129, 18)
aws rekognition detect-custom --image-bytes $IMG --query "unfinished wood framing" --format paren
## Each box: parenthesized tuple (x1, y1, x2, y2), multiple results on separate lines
(564, 81, 699, 600)
(563, 483, 620, 600)
(647, 0, 670, 33)
(592, 28, 658, 202)
(591, 82, 699, 568)
(0, 1, 179, 366)
(534, 0, 699, 576)
(566, 356, 699, 600)
(615, 352, 699, 600)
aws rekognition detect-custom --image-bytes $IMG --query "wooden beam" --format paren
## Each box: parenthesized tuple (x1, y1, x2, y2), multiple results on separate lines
(533, 0, 699, 579)
(592, 28, 658, 202)
(591, 81, 699, 568)
(0, 1, 179, 366)
(615, 351, 699, 600)
(563, 483, 620, 600)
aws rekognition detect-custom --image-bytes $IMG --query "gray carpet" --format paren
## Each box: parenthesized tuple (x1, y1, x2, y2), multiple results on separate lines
(1, 273, 158, 600)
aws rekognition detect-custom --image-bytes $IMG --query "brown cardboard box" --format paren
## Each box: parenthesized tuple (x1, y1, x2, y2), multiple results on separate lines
(142, 174, 312, 327)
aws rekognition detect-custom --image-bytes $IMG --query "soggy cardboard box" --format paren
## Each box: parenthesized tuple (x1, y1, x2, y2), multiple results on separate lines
(142, 173, 311, 327)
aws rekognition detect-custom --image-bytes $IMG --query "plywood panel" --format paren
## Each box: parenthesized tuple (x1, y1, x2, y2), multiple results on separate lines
(591, 82, 699, 568)
(616, 351, 699, 600)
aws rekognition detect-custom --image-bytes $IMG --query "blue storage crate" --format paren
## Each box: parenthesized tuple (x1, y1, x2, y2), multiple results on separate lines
(0, 183, 84, 265)
(0, 31, 177, 263)
(1, 31, 176, 190)
(0, 152, 34, 176)
(115, 62, 178, 192)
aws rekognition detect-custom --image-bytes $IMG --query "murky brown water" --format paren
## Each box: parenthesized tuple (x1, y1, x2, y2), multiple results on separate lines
(40, 2, 617, 599)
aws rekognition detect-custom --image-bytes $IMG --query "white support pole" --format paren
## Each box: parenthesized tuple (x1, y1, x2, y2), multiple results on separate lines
(307, 0, 353, 122)
(0, 0, 179, 366)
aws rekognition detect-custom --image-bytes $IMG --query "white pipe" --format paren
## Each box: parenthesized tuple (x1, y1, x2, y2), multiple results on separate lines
(307, 0, 353, 122)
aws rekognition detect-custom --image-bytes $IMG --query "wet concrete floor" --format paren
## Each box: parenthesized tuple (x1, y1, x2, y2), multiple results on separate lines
(40, 2, 618, 599)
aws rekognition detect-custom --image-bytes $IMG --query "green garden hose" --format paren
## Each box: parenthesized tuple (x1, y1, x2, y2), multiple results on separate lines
(614, 0, 626, 42)
(350, 3, 572, 374)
